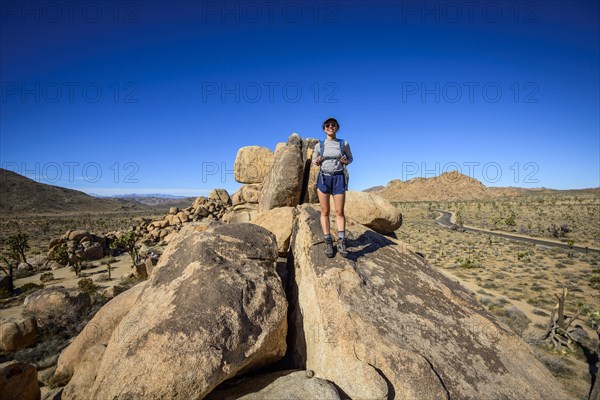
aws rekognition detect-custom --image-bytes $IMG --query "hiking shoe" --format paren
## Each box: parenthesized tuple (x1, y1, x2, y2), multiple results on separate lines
(324, 236, 335, 258)
(337, 238, 349, 258)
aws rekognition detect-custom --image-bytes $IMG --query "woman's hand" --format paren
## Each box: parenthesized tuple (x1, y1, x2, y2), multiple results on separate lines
(340, 155, 348, 164)
(315, 155, 323, 166)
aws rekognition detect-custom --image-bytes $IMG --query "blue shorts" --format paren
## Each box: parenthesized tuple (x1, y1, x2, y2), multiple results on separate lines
(317, 171, 347, 195)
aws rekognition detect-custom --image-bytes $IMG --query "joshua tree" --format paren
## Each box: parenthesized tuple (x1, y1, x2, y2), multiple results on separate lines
(110, 230, 140, 268)
(455, 211, 464, 227)
(106, 262, 115, 280)
(6, 233, 29, 264)
(566, 239, 575, 258)
(504, 212, 516, 229)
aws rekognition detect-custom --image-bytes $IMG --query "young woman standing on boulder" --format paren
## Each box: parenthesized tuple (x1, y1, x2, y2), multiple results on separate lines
(312, 117, 353, 258)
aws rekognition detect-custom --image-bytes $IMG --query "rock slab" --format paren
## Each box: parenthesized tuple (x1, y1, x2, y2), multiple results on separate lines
(62, 222, 288, 400)
(289, 204, 570, 400)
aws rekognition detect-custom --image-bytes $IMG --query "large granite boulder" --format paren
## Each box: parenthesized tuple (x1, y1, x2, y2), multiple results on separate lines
(0, 316, 38, 351)
(288, 204, 570, 400)
(24, 287, 91, 326)
(251, 206, 296, 257)
(0, 360, 40, 400)
(205, 369, 340, 400)
(232, 184, 262, 206)
(209, 188, 232, 206)
(54, 282, 146, 380)
(259, 133, 304, 211)
(62, 222, 287, 400)
(234, 146, 274, 184)
(345, 190, 402, 234)
(300, 138, 320, 204)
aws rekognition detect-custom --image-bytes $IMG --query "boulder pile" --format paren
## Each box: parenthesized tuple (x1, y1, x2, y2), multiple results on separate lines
(47, 230, 115, 265)
(133, 193, 231, 244)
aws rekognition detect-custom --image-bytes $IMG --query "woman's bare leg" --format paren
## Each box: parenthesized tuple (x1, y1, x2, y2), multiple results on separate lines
(317, 189, 331, 235)
(333, 193, 346, 233)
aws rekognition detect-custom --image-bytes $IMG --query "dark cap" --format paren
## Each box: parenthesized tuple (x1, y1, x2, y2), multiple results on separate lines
(322, 117, 339, 129)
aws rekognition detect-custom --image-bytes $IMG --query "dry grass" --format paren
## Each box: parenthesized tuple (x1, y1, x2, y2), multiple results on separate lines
(395, 194, 600, 399)
(437, 192, 600, 248)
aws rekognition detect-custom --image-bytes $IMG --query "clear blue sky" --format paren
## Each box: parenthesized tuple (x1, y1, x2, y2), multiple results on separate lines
(1, 0, 598, 196)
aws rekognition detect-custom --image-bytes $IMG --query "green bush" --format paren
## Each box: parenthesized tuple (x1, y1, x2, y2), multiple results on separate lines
(20, 282, 44, 294)
(457, 257, 478, 269)
(77, 278, 98, 294)
(39, 272, 54, 283)
(49, 243, 69, 265)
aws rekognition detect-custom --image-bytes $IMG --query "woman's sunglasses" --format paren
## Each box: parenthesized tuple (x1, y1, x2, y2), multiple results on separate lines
(324, 123, 338, 128)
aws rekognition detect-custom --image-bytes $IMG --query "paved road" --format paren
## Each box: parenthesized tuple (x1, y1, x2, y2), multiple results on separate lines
(435, 210, 600, 255)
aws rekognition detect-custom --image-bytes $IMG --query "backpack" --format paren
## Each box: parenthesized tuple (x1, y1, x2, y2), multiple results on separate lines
(319, 138, 349, 190)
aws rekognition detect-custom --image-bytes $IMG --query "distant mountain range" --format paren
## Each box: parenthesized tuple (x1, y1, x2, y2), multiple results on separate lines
(91, 193, 189, 199)
(0, 168, 195, 214)
(90, 193, 196, 206)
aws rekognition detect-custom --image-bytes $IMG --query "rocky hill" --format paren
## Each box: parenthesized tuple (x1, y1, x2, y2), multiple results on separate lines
(373, 170, 522, 201)
(369, 172, 599, 201)
(0, 168, 175, 215)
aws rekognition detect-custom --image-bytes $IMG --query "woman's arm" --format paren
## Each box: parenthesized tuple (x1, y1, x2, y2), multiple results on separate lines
(343, 141, 353, 165)
(312, 142, 322, 165)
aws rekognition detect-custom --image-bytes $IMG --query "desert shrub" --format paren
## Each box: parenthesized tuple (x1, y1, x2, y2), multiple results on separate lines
(532, 308, 550, 316)
(496, 296, 510, 305)
(456, 257, 478, 268)
(547, 224, 571, 238)
(77, 278, 99, 294)
(491, 306, 530, 336)
(20, 282, 44, 294)
(591, 274, 600, 289)
(39, 272, 54, 282)
(12, 338, 70, 368)
(23, 301, 88, 340)
(527, 298, 543, 306)
(479, 296, 492, 306)
(481, 281, 498, 289)
(79, 261, 94, 270)
(535, 351, 574, 377)
(111, 275, 145, 297)
(49, 243, 68, 265)
(101, 256, 117, 265)
(531, 283, 545, 292)
(96, 273, 110, 282)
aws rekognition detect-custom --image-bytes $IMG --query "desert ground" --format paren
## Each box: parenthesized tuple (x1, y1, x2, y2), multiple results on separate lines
(394, 192, 599, 399)
(1, 191, 599, 399)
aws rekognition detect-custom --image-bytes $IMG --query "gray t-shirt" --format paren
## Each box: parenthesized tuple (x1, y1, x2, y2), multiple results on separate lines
(312, 138, 353, 174)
